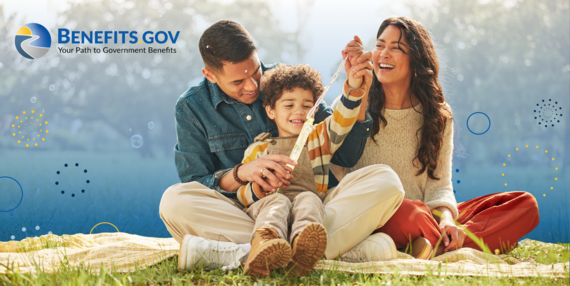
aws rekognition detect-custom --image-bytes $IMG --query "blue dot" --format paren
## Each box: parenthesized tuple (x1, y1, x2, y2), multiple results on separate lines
(81, 189, 85, 193)
(86, 180, 90, 183)
(71, 194, 75, 197)
(457, 180, 461, 184)
(75, 163, 79, 167)
(453, 190, 456, 193)
(56, 171, 60, 174)
(84, 169, 87, 173)
(455, 169, 459, 173)
(55, 182, 59, 185)
(64, 164, 68, 167)
(61, 191, 64, 194)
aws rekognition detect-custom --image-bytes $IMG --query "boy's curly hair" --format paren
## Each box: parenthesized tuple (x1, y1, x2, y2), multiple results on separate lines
(260, 64, 324, 108)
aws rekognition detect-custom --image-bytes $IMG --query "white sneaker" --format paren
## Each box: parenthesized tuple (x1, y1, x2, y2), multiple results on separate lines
(178, 234, 247, 271)
(339, 232, 398, 262)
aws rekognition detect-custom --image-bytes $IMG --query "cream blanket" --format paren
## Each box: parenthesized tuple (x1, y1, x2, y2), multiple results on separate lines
(0, 233, 567, 277)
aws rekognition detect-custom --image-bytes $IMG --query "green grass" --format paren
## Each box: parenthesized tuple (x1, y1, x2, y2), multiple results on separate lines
(1, 239, 569, 285)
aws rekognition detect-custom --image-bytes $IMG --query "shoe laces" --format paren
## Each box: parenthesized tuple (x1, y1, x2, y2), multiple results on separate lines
(256, 227, 281, 240)
(198, 240, 243, 270)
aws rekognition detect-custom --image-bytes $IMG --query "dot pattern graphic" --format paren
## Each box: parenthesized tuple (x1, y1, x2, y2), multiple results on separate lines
(534, 99, 562, 127)
(502, 145, 559, 197)
(11, 110, 48, 147)
(55, 163, 91, 197)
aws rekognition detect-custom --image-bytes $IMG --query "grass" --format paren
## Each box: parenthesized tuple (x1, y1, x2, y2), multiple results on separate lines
(1, 239, 569, 285)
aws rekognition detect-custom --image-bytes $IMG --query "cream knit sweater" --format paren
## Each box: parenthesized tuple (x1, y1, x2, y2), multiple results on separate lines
(331, 100, 459, 218)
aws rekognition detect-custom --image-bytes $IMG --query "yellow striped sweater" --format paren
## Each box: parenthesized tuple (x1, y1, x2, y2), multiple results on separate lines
(237, 80, 368, 207)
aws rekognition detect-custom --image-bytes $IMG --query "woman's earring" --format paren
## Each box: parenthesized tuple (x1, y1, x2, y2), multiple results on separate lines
(415, 71, 417, 77)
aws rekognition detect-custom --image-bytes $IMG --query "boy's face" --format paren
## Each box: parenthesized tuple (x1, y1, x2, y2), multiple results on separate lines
(265, 87, 315, 137)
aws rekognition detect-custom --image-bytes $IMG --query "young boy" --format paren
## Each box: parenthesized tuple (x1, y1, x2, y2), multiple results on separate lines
(238, 63, 369, 277)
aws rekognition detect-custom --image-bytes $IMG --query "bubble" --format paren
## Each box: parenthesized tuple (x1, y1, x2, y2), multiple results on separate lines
(10, 235, 15, 240)
(49, 85, 55, 91)
(31, 97, 37, 103)
(48, 231, 52, 235)
(130, 134, 143, 148)
(148, 121, 155, 129)
(35, 225, 40, 230)
(22, 227, 26, 232)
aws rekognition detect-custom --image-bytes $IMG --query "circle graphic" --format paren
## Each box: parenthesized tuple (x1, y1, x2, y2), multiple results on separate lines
(534, 99, 562, 128)
(466, 112, 491, 135)
(90, 222, 120, 234)
(0, 176, 24, 212)
(15, 23, 51, 59)
(11, 110, 49, 147)
(130, 134, 143, 148)
(55, 163, 90, 197)
(148, 121, 155, 129)
(30, 97, 37, 103)
(502, 145, 558, 196)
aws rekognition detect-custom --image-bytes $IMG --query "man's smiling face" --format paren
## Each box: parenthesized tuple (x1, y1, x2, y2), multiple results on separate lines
(202, 52, 262, 104)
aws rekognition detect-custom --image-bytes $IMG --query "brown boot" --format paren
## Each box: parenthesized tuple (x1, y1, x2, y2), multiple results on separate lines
(244, 227, 291, 278)
(411, 237, 433, 260)
(287, 223, 327, 277)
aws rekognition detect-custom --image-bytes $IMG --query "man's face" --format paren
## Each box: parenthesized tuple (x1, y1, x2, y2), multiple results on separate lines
(202, 52, 262, 104)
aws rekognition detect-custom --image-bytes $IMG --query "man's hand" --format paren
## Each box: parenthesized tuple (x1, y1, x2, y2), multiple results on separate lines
(237, 155, 296, 193)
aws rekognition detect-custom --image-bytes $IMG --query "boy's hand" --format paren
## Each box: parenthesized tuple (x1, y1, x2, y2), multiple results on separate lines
(343, 36, 364, 88)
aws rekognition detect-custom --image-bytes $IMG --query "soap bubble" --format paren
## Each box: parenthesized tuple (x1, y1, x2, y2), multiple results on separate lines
(148, 121, 155, 129)
(35, 225, 40, 230)
(48, 231, 53, 235)
(49, 85, 55, 91)
(130, 134, 143, 148)
(10, 235, 15, 240)
(22, 227, 26, 232)
(30, 97, 37, 103)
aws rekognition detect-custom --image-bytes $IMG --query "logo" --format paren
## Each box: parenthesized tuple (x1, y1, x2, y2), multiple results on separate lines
(15, 23, 52, 59)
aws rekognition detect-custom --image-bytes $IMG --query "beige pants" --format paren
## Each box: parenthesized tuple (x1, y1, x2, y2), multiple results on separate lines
(160, 164, 404, 259)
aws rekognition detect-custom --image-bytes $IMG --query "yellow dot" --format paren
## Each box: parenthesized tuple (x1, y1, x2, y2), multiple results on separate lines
(502, 173, 504, 176)
(555, 167, 558, 170)
(551, 187, 553, 190)
(503, 163, 506, 166)
(505, 183, 507, 186)
(42, 138, 45, 141)
(555, 178, 557, 180)
(40, 130, 42, 132)
(18, 126, 20, 128)
(20, 120, 22, 123)
(25, 117, 27, 119)
(18, 131, 20, 134)
(45, 121, 48, 124)
(508, 154, 510, 157)
(17, 140, 20, 143)
(536, 145, 538, 148)
(45, 130, 49, 133)
(31, 116, 33, 119)
(38, 135, 40, 137)
(22, 111, 26, 114)
(552, 158, 555, 161)
(40, 114, 43, 117)
(22, 136, 24, 138)
(32, 138, 35, 140)
(516, 148, 519, 151)
(27, 139, 29, 141)
(543, 194, 546, 197)
(34, 143, 37, 146)
(12, 133, 15, 136)
(15, 116, 18, 119)
(40, 124, 42, 126)
(36, 119, 39, 121)
(31, 110, 35, 113)
(139, 40, 142, 44)
(11, 124, 14, 128)
(25, 144, 28, 147)
(545, 150, 548, 153)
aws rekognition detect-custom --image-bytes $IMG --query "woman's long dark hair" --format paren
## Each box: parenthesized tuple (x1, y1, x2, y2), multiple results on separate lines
(369, 16, 452, 180)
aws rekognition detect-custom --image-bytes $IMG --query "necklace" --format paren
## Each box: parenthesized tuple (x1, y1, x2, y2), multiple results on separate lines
(384, 107, 413, 121)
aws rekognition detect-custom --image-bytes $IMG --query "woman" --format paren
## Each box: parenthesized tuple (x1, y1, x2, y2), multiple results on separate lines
(335, 16, 539, 258)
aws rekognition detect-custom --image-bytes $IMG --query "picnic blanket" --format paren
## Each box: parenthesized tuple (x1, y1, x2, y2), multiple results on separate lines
(0, 232, 568, 277)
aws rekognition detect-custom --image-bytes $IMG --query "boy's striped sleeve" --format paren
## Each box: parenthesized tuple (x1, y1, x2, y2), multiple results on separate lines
(236, 141, 270, 207)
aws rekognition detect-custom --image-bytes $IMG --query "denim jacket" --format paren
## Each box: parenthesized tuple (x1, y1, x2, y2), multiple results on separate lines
(174, 62, 372, 198)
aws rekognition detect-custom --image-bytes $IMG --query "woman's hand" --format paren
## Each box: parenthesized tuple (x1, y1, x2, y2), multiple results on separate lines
(342, 36, 374, 90)
(434, 207, 466, 252)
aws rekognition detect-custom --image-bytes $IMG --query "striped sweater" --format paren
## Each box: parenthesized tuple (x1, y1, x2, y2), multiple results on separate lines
(236, 80, 368, 207)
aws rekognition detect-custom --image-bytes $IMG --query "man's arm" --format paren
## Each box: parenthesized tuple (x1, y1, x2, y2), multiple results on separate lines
(174, 101, 236, 197)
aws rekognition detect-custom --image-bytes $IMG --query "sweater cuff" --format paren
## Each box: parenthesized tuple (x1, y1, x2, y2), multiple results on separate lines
(425, 200, 459, 220)
(343, 80, 367, 101)
(236, 182, 261, 207)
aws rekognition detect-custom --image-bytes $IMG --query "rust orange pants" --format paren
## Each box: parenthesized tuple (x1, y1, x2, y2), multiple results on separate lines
(376, 192, 539, 253)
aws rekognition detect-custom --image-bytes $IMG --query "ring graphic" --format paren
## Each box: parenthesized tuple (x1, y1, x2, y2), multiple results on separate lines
(0, 176, 24, 212)
(466, 112, 491, 135)
(89, 222, 120, 234)
(15, 23, 51, 59)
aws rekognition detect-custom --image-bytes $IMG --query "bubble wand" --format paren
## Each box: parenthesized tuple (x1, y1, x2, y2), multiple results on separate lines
(276, 59, 346, 194)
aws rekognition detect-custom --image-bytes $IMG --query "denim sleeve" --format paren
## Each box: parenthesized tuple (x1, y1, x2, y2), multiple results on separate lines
(314, 101, 372, 168)
(173, 101, 237, 198)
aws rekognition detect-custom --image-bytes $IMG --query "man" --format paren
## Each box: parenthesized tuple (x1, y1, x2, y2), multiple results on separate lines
(159, 20, 404, 271)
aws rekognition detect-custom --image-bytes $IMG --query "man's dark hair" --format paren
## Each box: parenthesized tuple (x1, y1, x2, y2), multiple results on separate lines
(199, 20, 257, 74)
